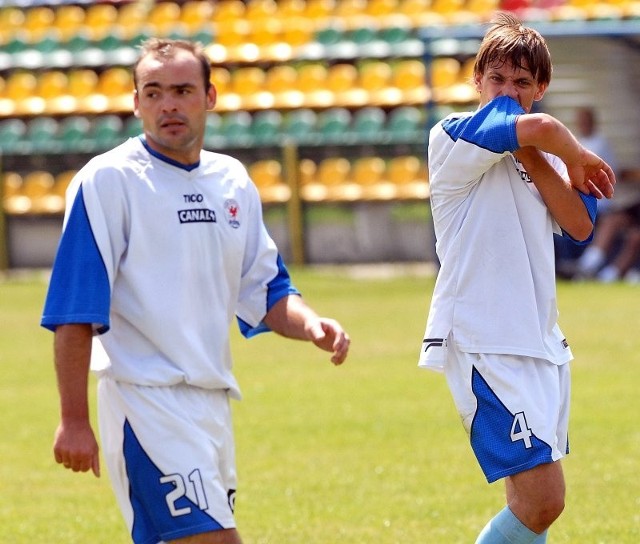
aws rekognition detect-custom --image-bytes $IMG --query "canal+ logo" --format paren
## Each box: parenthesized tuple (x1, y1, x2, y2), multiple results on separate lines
(178, 193, 216, 224)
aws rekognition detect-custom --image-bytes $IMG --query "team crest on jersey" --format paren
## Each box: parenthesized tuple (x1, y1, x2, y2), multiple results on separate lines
(224, 199, 240, 229)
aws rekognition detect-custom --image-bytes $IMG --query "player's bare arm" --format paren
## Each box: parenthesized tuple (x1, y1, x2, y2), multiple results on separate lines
(53, 323, 100, 477)
(514, 146, 594, 241)
(263, 295, 350, 365)
(515, 113, 616, 198)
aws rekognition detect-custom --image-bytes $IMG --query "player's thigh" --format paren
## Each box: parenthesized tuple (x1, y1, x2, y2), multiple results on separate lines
(506, 460, 565, 506)
(168, 527, 243, 544)
(444, 346, 570, 483)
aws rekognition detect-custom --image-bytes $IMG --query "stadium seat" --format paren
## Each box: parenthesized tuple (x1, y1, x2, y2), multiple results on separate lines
(180, 1, 216, 34)
(25, 117, 60, 153)
(300, 157, 354, 202)
(59, 115, 92, 152)
(0, 118, 27, 154)
(392, 59, 430, 104)
(2, 172, 30, 214)
(228, 67, 269, 110)
(386, 105, 425, 142)
(358, 60, 394, 105)
(281, 108, 318, 144)
(250, 110, 283, 146)
(221, 111, 253, 146)
(296, 63, 332, 108)
(23, 6, 56, 42)
(54, 4, 86, 42)
(147, 2, 183, 36)
(97, 67, 134, 112)
(316, 107, 352, 143)
(265, 65, 303, 108)
(351, 156, 390, 200)
(387, 155, 430, 199)
(248, 159, 291, 203)
(5, 71, 38, 115)
(21, 170, 59, 214)
(91, 115, 125, 150)
(213, 0, 246, 23)
(204, 112, 224, 149)
(326, 63, 364, 106)
(84, 3, 119, 40)
(351, 106, 387, 142)
(123, 116, 143, 139)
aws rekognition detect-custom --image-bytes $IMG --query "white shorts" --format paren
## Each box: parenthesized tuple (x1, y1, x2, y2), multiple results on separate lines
(97, 376, 237, 544)
(444, 342, 570, 483)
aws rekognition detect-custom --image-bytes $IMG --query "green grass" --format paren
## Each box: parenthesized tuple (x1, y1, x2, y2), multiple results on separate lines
(0, 269, 638, 543)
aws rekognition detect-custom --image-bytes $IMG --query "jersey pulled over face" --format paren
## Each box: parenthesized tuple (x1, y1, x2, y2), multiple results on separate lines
(474, 59, 547, 113)
(134, 49, 216, 165)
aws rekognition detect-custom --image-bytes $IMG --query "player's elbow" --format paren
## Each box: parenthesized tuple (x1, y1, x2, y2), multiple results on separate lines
(565, 215, 594, 242)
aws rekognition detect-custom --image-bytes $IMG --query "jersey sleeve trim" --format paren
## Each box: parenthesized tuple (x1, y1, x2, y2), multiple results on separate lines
(40, 186, 111, 332)
(561, 192, 597, 245)
(237, 255, 300, 339)
(442, 95, 523, 154)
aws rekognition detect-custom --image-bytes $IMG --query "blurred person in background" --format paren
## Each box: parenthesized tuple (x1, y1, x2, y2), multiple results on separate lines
(555, 106, 619, 277)
(418, 13, 615, 544)
(41, 38, 350, 544)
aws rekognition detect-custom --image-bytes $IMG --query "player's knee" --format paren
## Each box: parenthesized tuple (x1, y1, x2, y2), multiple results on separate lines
(534, 495, 565, 532)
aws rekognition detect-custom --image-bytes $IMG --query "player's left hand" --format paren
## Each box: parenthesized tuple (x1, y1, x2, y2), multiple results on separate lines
(306, 318, 350, 365)
(567, 148, 616, 199)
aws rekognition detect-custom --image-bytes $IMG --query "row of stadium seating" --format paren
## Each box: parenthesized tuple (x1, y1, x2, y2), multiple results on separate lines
(2, 155, 429, 215)
(0, 106, 426, 155)
(2, 0, 637, 52)
(0, 58, 476, 117)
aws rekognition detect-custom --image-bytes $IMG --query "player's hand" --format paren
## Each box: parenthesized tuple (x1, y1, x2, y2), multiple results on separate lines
(306, 318, 350, 365)
(567, 148, 616, 199)
(53, 419, 101, 477)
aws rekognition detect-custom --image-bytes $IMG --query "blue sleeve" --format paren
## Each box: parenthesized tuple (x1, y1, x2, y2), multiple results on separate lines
(237, 254, 300, 338)
(442, 95, 523, 154)
(562, 192, 598, 245)
(40, 186, 111, 333)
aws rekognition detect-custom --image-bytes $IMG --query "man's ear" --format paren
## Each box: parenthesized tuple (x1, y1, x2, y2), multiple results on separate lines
(133, 90, 140, 118)
(534, 82, 548, 102)
(207, 84, 217, 110)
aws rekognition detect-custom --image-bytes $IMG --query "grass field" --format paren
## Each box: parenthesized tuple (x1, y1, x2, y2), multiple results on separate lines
(0, 268, 638, 543)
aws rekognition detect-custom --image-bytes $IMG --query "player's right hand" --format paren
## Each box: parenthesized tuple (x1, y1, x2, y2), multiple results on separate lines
(567, 148, 616, 199)
(53, 419, 101, 477)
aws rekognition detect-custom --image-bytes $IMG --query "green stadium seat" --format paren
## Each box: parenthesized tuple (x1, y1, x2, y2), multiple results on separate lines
(91, 115, 125, 150)
(204, 112, 224, 149)
(123, 116, 143, 139)
(0, 118, 27, 154)
(221, 111, 253, 147)
(59, 115, 92, 152)
(250, 110, 283, 146)
(351, 106, 386, 143)
(25, 117, 60, 153)
(281, 108, 318, 144)
(316, 107, 352, 143)
(386, 105, 425, 142)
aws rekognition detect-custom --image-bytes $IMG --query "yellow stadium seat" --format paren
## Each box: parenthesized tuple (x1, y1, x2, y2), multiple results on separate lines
(3, 172, 30, 215)
(265, 65, 304, 108)
(359, 60, 394, 105)
(148, 2, 183, 36)
(387, 155, 430, 199)
(296, 63, 332, 108)
(317, 157, 359, 201)
(180, 0, 215, 32)
(228, 67, 271, 110)
(54, 4, 86, 41)
(23, 6, 55, 42)
(97, 67, 134, 112)
(392, 59, 431, 103)
(84, 3, 119, 40)
(326, 63, 364, 107)
(352, 156, 392, 200)
(21, 170, 61, 214)
(116, 2, 148, 41)
(249, 159, 291, 203)
(213, 0, 246, 23)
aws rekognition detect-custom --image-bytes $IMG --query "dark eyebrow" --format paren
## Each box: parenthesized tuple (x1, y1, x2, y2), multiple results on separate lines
(140, 82, 196, 91)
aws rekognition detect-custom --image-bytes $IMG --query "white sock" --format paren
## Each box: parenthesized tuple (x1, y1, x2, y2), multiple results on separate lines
(597, 265, 620, 282)
(577, 246, 606, 275)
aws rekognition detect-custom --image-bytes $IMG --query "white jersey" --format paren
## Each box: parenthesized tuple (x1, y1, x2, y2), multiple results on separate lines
(42, 137, 298, 398)
(419, 96, 596, 371)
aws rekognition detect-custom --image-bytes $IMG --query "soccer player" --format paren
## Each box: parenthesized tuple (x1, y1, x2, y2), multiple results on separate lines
(41, 38, 350, 544)
(418, 13, 615, 543)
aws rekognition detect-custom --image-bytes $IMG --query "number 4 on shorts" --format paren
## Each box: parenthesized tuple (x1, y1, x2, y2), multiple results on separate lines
(510, 411, 533, 449)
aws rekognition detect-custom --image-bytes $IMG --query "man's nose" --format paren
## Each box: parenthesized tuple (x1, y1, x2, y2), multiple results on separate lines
(503, 81, 518, 99)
